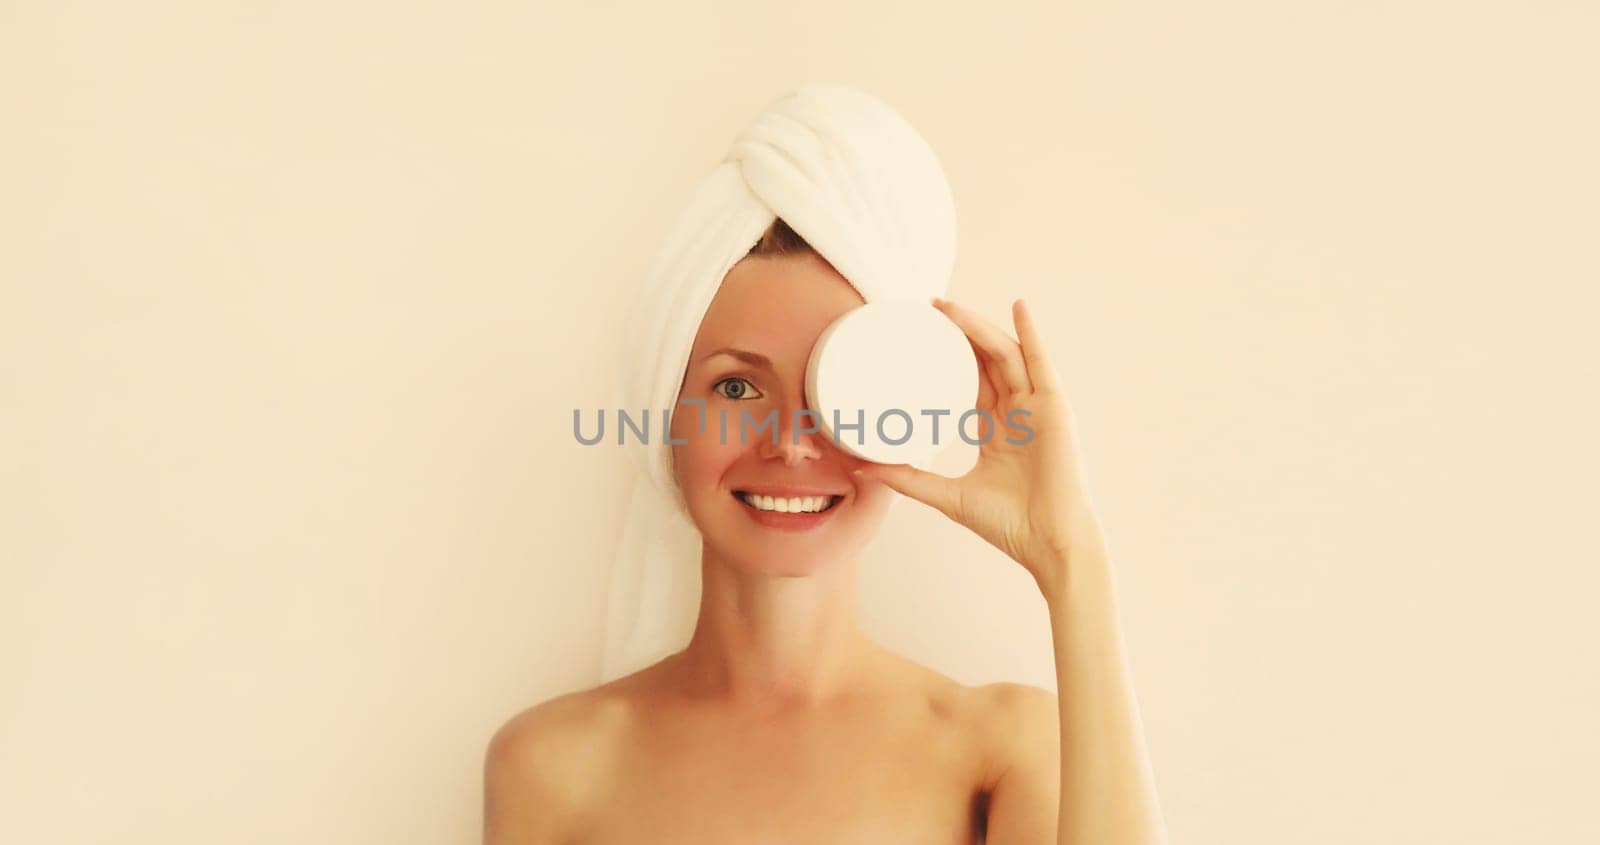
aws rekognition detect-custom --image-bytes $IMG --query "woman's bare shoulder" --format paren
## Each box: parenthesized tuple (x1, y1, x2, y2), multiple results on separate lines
(975, 681, 1057, 720)
(883, 660, 1058, 794)
(969, 681, 1059, 797)
(482, 680, 647, 841)
(972, 681, 1058, 748)
(484, 668, 676, 842)
(486, 673, 651, 778)
(489, 688, 627, 754)
(885, 654, 1054, 724)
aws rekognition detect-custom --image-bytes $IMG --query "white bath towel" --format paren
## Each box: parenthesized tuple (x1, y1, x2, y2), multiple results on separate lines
(600, 85, 959, 683)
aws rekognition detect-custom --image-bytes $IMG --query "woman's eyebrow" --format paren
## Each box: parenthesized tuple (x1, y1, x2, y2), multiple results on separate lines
(701, 347, 774, 369)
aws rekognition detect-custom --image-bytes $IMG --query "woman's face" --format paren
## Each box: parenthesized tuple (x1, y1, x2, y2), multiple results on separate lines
(670, 252, 892, 576)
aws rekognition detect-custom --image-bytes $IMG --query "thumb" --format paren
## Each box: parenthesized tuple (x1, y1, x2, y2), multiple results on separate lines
(854, 463, 959, 518)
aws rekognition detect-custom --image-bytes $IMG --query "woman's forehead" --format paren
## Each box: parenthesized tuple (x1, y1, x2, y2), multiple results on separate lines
(692, 255, 864, 354)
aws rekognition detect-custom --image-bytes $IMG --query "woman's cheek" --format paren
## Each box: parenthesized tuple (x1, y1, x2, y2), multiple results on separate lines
(671, 419, 738, 496)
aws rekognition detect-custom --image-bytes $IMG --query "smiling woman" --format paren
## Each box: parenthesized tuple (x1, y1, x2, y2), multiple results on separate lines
(484, 85, 1167, 844)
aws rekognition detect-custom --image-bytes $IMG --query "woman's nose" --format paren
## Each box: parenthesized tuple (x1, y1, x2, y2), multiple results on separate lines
(756, 408, 824, 465)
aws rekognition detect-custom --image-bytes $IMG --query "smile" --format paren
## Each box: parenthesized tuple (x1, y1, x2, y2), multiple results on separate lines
(731, 490, 846, 531)
(733, 491, 843, 513)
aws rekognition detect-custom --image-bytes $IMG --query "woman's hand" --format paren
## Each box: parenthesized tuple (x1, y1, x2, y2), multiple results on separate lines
(852, 297, 1107, 597)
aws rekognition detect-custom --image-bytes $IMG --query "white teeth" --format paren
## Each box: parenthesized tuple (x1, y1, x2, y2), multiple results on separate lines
(740, 493, 835, 513)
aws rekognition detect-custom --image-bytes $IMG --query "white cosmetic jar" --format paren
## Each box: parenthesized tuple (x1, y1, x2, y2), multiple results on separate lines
(804, 301, 980, 465)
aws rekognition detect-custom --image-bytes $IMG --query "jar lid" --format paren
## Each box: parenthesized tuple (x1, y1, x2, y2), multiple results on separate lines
(805, 301, 979, 465)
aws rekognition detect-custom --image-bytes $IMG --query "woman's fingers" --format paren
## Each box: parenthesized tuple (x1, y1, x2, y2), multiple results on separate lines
(1012, 299, 1063, 395)
(854, 463, 960, 520)
(973, 350, 1011, 441)
(934, 298, 1032, 396)
(973, 348, 1000, 417)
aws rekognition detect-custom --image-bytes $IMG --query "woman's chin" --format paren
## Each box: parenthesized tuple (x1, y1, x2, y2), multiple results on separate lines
(704, 534, 847, 578)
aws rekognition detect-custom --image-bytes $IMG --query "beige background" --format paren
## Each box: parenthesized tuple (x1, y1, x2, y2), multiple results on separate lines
(4, 2, 1597, 843)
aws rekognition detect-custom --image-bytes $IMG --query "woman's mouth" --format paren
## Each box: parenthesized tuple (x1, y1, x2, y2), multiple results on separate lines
(731, 490, 845, 531)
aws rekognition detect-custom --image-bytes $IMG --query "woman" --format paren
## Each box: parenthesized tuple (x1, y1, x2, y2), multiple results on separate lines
(486, 89, 1166, 844)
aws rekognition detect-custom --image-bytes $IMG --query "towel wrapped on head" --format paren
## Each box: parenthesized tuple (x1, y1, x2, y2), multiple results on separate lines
(601, 85, 959, 682)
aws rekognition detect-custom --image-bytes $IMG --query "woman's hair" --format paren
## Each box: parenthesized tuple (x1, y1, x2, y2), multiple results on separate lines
(746, 217, 815, 258)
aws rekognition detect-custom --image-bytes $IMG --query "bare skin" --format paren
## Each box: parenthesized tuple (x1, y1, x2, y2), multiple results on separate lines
(486, 646, 1052, 844)
(486, 251, 1159, 843)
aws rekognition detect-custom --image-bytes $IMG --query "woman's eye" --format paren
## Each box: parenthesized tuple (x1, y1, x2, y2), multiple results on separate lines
(713, 377, 762, 401)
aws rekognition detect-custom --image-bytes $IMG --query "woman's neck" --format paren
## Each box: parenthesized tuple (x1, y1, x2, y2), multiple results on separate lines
(670, 548, 888, 710)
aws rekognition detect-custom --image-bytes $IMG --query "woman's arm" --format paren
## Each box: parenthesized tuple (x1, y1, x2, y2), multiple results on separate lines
(1041, 530, 1167, 845)
(853, 297, 1169, 845)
